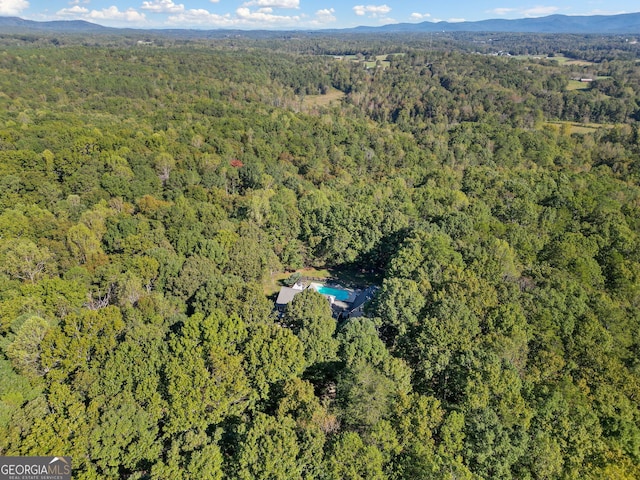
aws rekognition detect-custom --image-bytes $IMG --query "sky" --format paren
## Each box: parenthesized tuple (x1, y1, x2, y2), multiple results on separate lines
(0, 0, 638, 30)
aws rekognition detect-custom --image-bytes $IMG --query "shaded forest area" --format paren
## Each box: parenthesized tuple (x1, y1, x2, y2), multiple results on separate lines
(1, 32, 640, 479)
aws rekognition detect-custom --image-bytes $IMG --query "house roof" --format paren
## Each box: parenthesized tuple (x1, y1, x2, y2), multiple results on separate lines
(276, 287, 303, 306)
(349, 286, 378, 312)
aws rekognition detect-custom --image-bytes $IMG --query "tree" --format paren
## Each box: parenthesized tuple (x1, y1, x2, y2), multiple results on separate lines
(164, 313, 251, 435)
(40, 306, 126, 387)
(387, 229, 465, 291)
(235, 413, 302, 480)
(66, 223, 108, 270)
(338, 318, 389, 368)
(0, 238, 55, 283)
(170, 255, 218, 301)
(371, 277, 425, 341)
(89, 390, 163, 477)
(192, 277, 273, 324)
(151, 438, 224, 480)
(84, 323, 167, 477)
(154, 152, 175, 184)
(336, 360, 395, 431)
(5, 316, 50, 377)
(284, 289, 338, 367)
(242, 323, 305, 401)
(325, 431, 385, 480)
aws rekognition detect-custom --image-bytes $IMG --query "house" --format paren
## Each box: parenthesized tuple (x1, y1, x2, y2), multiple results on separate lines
(346, 286, 379, 318)
(275, 282, 378, 319)
(275, 282, 305, 311)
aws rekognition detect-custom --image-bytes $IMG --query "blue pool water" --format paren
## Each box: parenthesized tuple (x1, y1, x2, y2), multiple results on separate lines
(316, 286, 351, 301)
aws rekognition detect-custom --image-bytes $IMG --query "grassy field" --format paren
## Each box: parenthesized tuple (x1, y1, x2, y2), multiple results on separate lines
(550, 54, 596, 66)
(565, 77, 612, 93)
(513, 55, 545, 61)
(363, 60, 390, 69)
(302, 88, 346, 109)
(545, 120, 614, 135)
(566, 79, 592, 91)
(363, 54, 398, 69)
(512, 54, 595, 66)
(264, 267, 332, 296)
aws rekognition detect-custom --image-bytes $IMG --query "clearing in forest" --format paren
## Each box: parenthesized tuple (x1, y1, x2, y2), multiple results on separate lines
(545, 120, 615, 134)
(566, 79, 592, 91)
(549, 54, 596, 66)
(302, 88, 346, 108)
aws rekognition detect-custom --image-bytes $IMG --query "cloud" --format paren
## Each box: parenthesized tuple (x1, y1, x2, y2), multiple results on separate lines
(486, 6, 564, 18)
(57, 5, 146, 23)
(448, 18, 465, 23)
(89, 6, 146, 22)
(410, 12, 431, 20)
(167, 9, 236, 26)
(313, 8, 336, 23)
(353, 4, 391, 17)
(57, 6, 89, 15)
(522, 6, 560, 17)
(0, 0, 29, 15)
(166, 4, 306, 27)
(489, 8, 516, 16)
(141, 0, 184, 13)
(236, 6, 300, 23)
(582, 9, 627, 16)
(242, 0, 299, 8)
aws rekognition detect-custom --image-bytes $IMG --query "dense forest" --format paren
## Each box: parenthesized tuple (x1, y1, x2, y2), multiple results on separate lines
(1, 31, 640, 479)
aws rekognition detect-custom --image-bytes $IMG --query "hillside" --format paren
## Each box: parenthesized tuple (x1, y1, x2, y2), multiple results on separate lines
(0, 34, 639, 478)
(355, 12, 640, 34)
(0, 16, 110, 33)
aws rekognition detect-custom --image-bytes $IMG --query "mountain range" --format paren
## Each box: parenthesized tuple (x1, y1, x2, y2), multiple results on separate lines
(350, 13, 640, 34)
(0, 12, 639, 35)
(0, 16, 109, 33)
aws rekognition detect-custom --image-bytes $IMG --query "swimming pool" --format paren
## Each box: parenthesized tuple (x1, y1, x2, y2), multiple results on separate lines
(316, 285, 351, 302)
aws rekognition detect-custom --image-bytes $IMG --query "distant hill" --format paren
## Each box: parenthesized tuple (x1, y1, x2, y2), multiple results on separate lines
(0, 12, 639, 35)
(0, 16, 110, 33)
(351, 13, 640, 34)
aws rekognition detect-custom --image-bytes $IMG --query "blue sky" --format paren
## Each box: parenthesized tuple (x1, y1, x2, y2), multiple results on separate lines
(1, 0, 638, 29)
